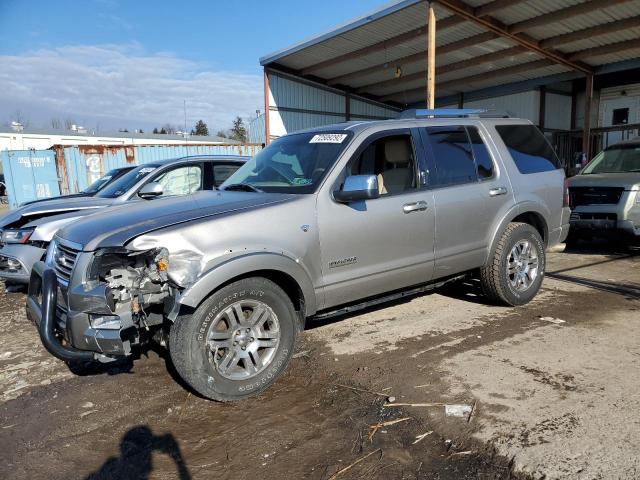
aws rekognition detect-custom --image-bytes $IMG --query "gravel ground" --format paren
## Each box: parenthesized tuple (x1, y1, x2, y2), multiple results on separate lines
(0, 243, 638, 479)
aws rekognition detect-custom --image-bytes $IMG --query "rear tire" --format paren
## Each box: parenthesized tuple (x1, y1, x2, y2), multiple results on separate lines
(169, 277, 297, 401)
(480, 222, 545, 306)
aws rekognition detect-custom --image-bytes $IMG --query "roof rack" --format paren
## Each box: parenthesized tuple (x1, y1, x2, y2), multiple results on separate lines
(399, 108, 511, 119)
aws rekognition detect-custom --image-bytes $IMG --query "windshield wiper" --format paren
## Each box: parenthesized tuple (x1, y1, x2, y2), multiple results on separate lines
(222, 183, 264, 193)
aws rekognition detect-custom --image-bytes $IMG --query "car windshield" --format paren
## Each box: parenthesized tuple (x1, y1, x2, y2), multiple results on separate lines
(221, 131, 352, 194)
(83, 169, 122, 194)
(96, 164, 160, 198)
(582, 145, 640, 174)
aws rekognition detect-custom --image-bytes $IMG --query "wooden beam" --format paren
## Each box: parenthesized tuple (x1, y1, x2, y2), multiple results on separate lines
(427, 5, 436, 108)
(328, 32, 497, 86)
(356, 46, 524, 93)
(509, 0, 633, 35)
(300, 15, 464, 76)
(457, 92, 464, 109)
(263, 68, 270, 144)
(436, 0, 593, 74)
(582, 74, 594, 161)
(569, 37, 640, 61)
(380, 59, 553, 101)
(540, 15, 640, 49)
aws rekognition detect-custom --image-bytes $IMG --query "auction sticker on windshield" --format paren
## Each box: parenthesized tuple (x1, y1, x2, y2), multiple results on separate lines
(309, 134, 348, 144)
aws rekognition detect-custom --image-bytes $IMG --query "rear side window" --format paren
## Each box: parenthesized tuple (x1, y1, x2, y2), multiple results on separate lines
(213, 164, 240, 187)
(468, 127, 494, 180)
(425, 126, 477, 186)
(496, 124, 560, 174)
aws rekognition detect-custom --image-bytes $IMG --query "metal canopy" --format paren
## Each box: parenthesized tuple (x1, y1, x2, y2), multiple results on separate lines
(260, 0, 640, 106)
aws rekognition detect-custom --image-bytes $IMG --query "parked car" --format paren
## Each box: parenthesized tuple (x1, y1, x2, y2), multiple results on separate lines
(567, 138, 640, 244)
(19, 166, 136, 207)
(26, 110, 569, 401)
(0, 155, 247, 285)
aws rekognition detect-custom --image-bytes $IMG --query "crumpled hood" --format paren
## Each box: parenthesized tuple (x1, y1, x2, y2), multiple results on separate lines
(568, 172, 640, 190)
(0, 195, 115, 229)
(57, 190, 295, 251)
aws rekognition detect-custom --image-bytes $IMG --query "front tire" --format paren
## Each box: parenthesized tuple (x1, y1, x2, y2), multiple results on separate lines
(169, 277, 297, 401)
(480, 222, 545, 306)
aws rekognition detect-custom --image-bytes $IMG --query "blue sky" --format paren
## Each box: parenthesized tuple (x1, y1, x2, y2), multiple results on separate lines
(0, 0, 386, 133)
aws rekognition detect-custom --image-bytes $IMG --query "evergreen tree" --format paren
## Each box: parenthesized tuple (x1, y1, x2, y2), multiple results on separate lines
(193, 119, 209, 136)
(229, 117, 247, 142)
(153, 128, 159, 134)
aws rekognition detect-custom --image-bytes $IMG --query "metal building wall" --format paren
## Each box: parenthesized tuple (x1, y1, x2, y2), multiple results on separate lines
(464, 91, 541, 124)
(266, 70, 400, 141)
(545, 93, 572, 130)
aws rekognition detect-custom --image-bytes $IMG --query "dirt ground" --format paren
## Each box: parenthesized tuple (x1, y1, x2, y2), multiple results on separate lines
(1, 242, 639, 480)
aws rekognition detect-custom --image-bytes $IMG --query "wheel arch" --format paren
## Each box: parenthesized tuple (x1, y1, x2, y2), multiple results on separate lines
(486, 203, 550, 266)
(176, 252, 317, 319)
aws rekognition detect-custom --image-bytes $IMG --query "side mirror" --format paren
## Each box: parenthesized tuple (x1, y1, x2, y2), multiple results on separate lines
(138, 182, 163, 199)
(333, 174, 380, 203)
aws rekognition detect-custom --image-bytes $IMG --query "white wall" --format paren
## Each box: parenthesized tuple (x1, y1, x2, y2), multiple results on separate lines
(599, 83, 640, 127)
(0, 132, 229, 152)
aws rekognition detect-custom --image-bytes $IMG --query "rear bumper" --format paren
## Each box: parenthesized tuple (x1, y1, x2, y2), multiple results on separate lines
(26, 262, 129, 362)
(0, 244, 46, 284)
(548, 206, 571, 247)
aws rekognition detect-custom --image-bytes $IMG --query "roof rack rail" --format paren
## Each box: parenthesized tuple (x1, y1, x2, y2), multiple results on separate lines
(399, 108, 511, 119)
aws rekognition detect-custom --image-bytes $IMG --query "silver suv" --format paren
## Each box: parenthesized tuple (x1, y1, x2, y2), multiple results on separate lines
(567, 138, 640, 242)
(26, 110, 570, 401)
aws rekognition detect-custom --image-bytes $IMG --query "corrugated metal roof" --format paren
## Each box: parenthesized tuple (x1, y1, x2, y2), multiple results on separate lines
(262, 0, 640, 107)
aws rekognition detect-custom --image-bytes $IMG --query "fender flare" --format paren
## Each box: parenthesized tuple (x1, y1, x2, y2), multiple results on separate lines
(176, 251, 317, 316)
(485, 201, 550, 266)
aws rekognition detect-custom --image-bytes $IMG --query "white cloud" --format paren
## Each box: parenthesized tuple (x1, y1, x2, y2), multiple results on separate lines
(0, 43, 263, 133)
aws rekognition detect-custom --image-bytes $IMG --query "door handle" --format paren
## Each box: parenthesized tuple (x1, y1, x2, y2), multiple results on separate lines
(489, 186, 508, 197)
(403, 201, 428, 213)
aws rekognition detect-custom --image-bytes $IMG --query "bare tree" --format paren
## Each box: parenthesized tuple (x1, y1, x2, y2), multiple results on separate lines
(50, 117, 62, 129)
(12, 110, 30, 128)
(64, 118, 76, 129)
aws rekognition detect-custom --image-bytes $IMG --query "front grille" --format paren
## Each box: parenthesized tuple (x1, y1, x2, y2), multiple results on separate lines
(54, 243, 79, 284)
(569, 187, 624, 208)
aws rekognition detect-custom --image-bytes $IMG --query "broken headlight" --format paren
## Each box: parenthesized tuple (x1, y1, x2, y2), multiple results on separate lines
(1, 228, 34, 244)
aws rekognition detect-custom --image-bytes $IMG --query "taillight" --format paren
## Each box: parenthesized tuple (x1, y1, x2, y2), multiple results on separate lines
(563, 178, 570, 208)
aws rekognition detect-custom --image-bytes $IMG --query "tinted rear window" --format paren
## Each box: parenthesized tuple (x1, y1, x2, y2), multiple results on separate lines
(425, 126, 477, 186)
(496, 125, 560, 174)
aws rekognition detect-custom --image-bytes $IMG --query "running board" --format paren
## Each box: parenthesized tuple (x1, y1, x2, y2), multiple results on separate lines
(312, 274, 468, 322)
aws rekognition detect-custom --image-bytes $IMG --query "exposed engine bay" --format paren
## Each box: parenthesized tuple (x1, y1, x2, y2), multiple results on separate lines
(92, 247, 176, 345)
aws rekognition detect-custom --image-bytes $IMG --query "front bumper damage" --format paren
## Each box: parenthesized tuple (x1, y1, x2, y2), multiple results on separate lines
(0, 243, 46, 284)
(26, 261, 137, 362)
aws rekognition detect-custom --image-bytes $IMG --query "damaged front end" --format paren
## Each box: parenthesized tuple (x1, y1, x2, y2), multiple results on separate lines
(26, 238, 198, 363)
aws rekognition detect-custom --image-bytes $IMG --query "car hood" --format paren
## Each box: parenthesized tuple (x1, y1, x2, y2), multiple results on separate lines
(568, 172, 640, 190)
(57, 190, 295, 251)
(0, 196, 116, 229)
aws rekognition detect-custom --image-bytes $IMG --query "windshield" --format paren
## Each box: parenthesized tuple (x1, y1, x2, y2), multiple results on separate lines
(83, 168, 124, 194)
(582, 145, 640, 174)
(96, 164, 160, 198)
(221, 131, 352, 194)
